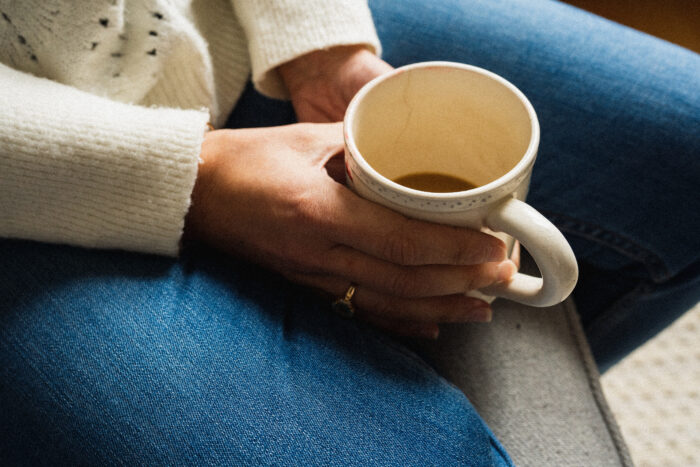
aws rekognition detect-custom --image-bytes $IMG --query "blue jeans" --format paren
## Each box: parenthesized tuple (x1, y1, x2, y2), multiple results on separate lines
(2, 0, 699, 464)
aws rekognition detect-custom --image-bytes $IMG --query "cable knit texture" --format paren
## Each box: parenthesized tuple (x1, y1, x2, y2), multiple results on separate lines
(0, 0, 380, 255)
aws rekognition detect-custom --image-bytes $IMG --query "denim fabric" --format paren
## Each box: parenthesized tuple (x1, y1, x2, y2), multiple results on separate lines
(0, 241, 512, 465)
(2, 0, 699, 464)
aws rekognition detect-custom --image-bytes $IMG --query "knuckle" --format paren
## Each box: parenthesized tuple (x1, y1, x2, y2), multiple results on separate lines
(451, 245, 474, 266)
(453, 234, 486, 265)
(387, 269, 419, 298)
(462, 265, 498, 292)
(286, 190, 317, 223)
(285, 188, 333, 233)
(381, 229, 420, 265)
(462, 274, 480, 292)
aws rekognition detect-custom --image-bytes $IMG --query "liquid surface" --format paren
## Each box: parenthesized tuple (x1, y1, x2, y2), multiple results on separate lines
(392, 172, 479, 193)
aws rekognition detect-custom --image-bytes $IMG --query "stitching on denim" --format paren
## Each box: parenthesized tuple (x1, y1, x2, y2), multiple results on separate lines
(542, 210, 671, 282)
(563, 299, 634, 467)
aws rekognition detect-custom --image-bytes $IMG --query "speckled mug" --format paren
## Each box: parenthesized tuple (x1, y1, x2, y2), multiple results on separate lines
(343, 62, 578, 307)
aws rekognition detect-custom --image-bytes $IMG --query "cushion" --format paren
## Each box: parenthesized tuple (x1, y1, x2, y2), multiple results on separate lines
(413, 296, 633, 466)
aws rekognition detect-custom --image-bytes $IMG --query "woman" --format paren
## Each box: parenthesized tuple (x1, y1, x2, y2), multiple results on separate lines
(1, 0, 698, 464)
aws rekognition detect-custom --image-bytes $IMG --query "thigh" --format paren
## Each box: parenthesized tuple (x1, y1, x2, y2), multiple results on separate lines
(0, 239, 510, 465)
(369, 0, 700, 365)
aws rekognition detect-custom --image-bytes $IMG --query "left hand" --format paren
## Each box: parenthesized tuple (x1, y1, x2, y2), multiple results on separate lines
(185, 123, 514, 340)
(279, 45, 393, 122)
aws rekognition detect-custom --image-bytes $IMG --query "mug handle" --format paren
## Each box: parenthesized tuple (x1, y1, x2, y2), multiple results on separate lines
(480, 197, 578, 307)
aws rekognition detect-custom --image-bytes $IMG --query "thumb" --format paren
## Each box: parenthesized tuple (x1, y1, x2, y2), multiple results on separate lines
(301, 122, 345, 166)
(316, 122, 347, 184)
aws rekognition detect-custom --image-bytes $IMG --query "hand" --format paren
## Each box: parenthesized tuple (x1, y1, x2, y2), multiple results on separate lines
(279, 45, 393, 122)
(185, 123, 516, 339)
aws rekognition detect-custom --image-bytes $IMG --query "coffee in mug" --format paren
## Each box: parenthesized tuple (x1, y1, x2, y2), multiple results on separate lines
(392, 172, 479, 193)
(343, 62, 578, 307)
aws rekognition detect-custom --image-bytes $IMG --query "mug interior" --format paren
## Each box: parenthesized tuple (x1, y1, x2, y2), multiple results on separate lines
(350, 65, 535, 190)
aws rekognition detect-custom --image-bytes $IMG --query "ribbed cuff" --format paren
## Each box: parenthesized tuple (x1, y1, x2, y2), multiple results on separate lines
(233, 0, 382, 99)
(0, 64, 209, 256)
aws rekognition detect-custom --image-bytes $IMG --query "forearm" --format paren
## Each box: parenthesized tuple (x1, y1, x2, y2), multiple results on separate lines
(0, 64, 209, 255)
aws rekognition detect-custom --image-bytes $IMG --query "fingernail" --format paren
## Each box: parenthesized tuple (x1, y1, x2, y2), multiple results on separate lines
(497, 260, 517, 283)
(472, 306, 492, 322)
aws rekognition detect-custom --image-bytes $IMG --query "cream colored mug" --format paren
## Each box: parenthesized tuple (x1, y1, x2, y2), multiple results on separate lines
(343, 62, 578, 307)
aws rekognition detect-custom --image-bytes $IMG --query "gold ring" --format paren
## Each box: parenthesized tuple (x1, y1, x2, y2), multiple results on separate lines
(331, 284, 357, 318)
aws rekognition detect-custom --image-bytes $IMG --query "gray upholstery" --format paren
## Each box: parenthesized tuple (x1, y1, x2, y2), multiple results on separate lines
(413, 297, 633, 466)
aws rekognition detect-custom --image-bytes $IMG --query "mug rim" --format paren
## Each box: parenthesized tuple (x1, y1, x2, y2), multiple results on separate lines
(343, 61, 541, 200)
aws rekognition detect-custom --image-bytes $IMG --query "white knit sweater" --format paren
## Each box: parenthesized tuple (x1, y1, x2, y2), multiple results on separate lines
(0, 0, 380, 255)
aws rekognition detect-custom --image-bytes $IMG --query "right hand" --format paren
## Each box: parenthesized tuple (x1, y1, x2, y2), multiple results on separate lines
(185, 123, 516, 339)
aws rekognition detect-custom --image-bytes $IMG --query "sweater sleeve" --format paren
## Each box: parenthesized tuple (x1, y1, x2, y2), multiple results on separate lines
(0, 63, 209, 256)
(232, 0, 381, 99)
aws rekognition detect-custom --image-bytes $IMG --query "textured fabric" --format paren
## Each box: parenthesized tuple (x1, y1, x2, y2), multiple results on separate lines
(232, 0, 381, 98)
(0, 63, 209, 255)
(0, 239, 513, 466)
(0, 0, 380, 255)
(0, 0, 380, 119)
(1, 0, 698, 464)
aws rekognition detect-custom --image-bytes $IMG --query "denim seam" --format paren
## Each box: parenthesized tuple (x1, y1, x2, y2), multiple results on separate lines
(541, 211, 671, 282)
(563, 299, 634, 467)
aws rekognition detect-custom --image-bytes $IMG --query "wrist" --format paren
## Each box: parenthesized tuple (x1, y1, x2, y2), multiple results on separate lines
(184, 129, 226, 244)
(279, 45, 370, 96)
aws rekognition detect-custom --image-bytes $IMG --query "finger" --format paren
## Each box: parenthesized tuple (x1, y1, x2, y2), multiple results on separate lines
(324, 245, 517, 298)
(361, 313, 441, 340)
(323, 151, 346, 184)
(278, 122, 345, 168)
(511, 240, 521, 270)
(301, 122, 345, 158)
(324, 184, 507, 266)
(290, 273, 493, 323)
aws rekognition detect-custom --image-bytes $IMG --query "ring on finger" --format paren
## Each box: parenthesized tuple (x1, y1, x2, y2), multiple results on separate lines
(331, 283, 357, 318)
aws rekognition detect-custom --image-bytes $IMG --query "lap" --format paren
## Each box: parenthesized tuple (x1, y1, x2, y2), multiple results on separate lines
(3, 1, 697, 462)
(0, 239, 509, 465)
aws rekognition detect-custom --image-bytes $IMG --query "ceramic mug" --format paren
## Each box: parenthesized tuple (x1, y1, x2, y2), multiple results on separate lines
(343, 61, 578, 307)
